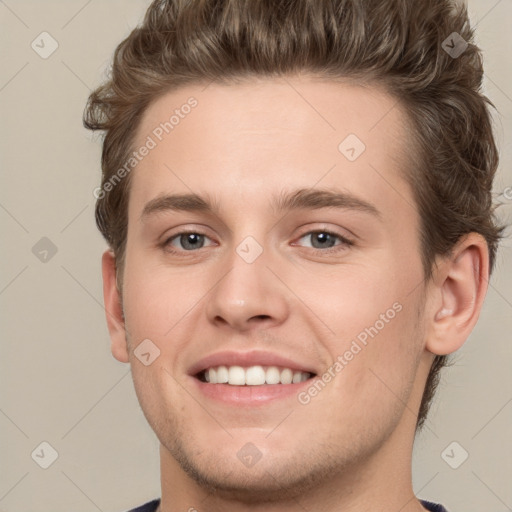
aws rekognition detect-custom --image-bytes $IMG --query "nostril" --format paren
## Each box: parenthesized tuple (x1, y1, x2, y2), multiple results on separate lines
(252, 315, 271, 321)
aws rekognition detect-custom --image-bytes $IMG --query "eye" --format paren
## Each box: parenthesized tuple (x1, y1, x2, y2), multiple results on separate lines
(294, 230, 353, 252)
(162, 231, 215, 253)
(160, 228, 353, 255)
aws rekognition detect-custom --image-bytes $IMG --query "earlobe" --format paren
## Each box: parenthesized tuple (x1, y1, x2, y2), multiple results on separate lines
(425, 233, 489, 356)
(101, 249, 129, 363)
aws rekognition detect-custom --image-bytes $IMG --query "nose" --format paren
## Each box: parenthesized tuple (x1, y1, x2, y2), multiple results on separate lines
(205, 243, 290, 332)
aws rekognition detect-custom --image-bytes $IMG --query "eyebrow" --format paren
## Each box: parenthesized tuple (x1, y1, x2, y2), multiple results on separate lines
(140, 187, 381, 221)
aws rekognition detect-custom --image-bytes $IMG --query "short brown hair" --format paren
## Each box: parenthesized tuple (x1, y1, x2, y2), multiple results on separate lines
(83, 0, 503, 431)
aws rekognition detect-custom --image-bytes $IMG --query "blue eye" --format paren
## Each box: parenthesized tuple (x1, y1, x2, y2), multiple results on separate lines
(161, 229, 353, 255)
(295, 230, 353, 252)
(163, 232, 214, 252)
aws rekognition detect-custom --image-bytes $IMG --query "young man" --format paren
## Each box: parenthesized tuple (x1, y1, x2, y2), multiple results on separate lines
(84, 0, 502, 510)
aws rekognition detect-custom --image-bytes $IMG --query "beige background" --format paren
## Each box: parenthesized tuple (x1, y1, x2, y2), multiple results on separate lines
(1, 1, 511, 511)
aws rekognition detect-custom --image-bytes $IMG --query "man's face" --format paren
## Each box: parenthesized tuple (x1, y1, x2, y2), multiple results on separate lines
(116, 76, 433, 498)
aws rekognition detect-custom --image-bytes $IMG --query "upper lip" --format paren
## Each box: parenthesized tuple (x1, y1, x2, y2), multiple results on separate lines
(188, 350, 318, 377)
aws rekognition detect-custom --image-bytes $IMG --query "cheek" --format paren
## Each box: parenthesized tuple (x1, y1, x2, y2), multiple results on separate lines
(292, 262, 411, 341)
(330, 292, 423, 417)
(129, 357, 184, 441)
(121, 256, 214, 388)
(305, 263, 424, 405)
(122, 254, 207, 340)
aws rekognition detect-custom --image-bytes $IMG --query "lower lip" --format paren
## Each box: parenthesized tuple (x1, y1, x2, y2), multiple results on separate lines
(189, 376, 314, 405)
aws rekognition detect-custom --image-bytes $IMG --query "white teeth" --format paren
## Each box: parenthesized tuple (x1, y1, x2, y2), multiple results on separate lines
(265, 366, 281, 384)
(208, 368, 217, 384)
(201, 365, 312, 385)
(216, 365, 229, 384)
(228, 365, 246, 385)
(292, 371, 303, 383)
(246, 366, 266, 385)
(280, 368, 293, 384)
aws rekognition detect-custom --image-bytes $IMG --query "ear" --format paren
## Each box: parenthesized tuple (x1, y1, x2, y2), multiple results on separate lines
(425, 233, 490, 356)
(101, 249, 129, 363)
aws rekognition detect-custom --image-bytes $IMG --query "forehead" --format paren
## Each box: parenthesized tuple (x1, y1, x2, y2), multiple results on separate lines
(129, 76, 414, 220)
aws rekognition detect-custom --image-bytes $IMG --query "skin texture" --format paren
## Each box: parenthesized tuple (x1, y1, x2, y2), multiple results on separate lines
(101, 75, 489, 512)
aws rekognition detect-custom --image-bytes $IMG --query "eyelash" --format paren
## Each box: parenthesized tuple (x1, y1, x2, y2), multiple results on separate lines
(161, 229, 354, 255)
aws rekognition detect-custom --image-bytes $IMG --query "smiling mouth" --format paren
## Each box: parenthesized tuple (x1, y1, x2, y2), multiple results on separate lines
(196, 365, 316, 386)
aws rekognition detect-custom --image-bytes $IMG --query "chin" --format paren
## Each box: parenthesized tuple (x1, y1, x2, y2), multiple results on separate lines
(182, 464, 320, 503)
(167, 436, 345, 503)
